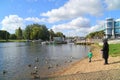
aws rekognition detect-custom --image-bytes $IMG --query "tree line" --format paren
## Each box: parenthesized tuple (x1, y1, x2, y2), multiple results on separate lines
(0, 23, 65, 41)
(86, 30, 105, 39)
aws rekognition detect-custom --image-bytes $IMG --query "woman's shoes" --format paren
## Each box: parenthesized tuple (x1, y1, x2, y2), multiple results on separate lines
(104, 63, 108, 65)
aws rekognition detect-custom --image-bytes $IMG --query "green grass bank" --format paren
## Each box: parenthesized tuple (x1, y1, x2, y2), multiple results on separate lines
(0, 39, 27, 42)
(109, 44, 120, 57)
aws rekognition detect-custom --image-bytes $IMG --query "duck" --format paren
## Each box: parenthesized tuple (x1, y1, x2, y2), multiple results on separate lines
(3, 70, 7, 75)
(28, 64, 32, 67)
(35, 57, 39, 62)
(48, 64, 53, 69)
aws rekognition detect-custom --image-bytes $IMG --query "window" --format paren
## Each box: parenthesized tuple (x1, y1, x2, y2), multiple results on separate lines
(106, 28, 112, 34)
(107, 22, 113, 28)
(115, 29, 120, 34)
(115, 21, 120, 28)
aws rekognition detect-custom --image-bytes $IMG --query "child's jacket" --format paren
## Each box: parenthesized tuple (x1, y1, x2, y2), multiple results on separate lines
(88, 52, 93, 58)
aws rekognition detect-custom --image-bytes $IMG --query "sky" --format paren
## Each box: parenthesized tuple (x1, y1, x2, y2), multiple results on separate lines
(1, 0, 120, 37)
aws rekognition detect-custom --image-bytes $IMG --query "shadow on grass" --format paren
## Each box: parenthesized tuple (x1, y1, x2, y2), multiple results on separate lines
(109, 61, 120, 65)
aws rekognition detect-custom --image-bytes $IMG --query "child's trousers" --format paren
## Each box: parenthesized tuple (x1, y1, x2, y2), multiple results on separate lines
(89, 58, 91, 62)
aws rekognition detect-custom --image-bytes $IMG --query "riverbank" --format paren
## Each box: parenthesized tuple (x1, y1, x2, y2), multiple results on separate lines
(0, 39, 27, 42)
(48, 44, 120, 78)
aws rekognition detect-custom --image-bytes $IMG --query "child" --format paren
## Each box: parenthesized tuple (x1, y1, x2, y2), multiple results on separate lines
(88, 50, 93, 62)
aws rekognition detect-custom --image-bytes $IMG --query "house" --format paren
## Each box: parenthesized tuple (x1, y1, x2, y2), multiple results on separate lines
(53, 37, 66, 44)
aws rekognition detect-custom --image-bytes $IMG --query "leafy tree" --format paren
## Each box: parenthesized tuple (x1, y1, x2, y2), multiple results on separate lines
(0, 30, 10, 40)
(55, 32, 66, 38)
(39, 25, 49, 40)
(15, 27, 23, 39)
(49, 29, 55, 41)
(32, 26, 40, 40)
(86, 30, 105, 39)
(55, 32, 64, 37)
(24, 23, 65, 41)
(9, 34, 17, 39)
(24, 24, 49, 40)
(23, 26, 31, 40)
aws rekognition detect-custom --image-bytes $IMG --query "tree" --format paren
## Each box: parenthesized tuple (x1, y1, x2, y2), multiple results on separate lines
(39, 25, 49, 40)
(55, 32, 65, 37)
(86, 30, 105, 39)
(23, 26, 31, 40)
(49, 29, 55, 41)
(9, 34, 17, 39)
(32, 26, 40, 40)
(24, 24, 49, 40)
(0, 30, 10, 40)
(15, 27, 23, 39)
(24, 23, 65, 41)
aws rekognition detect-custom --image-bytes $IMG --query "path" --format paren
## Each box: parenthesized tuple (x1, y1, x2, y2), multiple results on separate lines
(42, 69, 120, 80)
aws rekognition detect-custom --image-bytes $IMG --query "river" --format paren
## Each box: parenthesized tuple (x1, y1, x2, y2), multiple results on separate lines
(0, 42, 90, 79)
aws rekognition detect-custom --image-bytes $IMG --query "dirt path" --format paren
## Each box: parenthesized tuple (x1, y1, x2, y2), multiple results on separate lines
(43, 69, 120, 80)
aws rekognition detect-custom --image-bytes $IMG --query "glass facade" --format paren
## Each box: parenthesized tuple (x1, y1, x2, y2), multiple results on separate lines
(114, 21, 120, 35)
(115, 21, 120, 28)
(107, 22, 113, 28)
(106, 28, 112, 34)
(115, 29, 120, 34)
(105, 18, 114, 38)
(105, 18, 120, 38)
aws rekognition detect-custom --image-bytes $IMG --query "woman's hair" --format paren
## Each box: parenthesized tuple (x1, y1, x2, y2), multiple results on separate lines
(102, 38, 108, 42)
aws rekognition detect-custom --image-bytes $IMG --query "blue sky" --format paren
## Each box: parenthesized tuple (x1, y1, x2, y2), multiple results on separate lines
(1, 0, 120, 37)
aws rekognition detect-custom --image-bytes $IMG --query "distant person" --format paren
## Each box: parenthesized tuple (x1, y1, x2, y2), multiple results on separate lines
(88, 50, 93, 62)
(101, 38, 109, 65)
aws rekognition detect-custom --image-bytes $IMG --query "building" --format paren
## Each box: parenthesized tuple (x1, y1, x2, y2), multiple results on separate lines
(104, 18, 120, 38)
(53, 37, 65, 42)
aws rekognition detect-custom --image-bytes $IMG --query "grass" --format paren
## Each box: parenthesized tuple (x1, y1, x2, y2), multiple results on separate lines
(96, 43, 120, 57)
(109, 44, 120, 57)
(0, 39, 27, 42)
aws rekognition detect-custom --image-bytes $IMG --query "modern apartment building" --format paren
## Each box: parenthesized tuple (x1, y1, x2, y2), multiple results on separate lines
(104, 18, 120, 38)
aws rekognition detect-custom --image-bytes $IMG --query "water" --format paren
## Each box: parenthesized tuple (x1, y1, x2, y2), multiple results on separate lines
(0, 42, 90, 79)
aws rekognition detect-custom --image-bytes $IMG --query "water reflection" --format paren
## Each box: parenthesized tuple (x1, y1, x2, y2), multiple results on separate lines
(0, 42, 89, 79)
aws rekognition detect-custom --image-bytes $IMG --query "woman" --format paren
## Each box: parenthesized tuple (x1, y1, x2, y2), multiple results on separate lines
(101, 38, 109, 65)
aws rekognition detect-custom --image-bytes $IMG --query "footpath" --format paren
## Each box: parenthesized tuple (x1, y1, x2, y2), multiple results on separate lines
(42, 69, 120, 80)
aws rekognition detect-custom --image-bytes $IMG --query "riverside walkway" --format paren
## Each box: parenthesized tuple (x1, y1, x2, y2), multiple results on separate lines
(42, 69, 120, 80)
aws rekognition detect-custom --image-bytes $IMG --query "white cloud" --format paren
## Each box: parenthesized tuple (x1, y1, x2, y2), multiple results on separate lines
(1, 15, 25, 33)
(116, 18, 120, 21)
(51, 17, 105, 36)
(41, 0, 103, 23)
(52, 17, 90, 31)
(105, 0, 120, 10)
(88, 20, 105, 34)
(89, 25, 100, 32)
(25, 17, 42, 22)
(51, 17, 91, 36)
